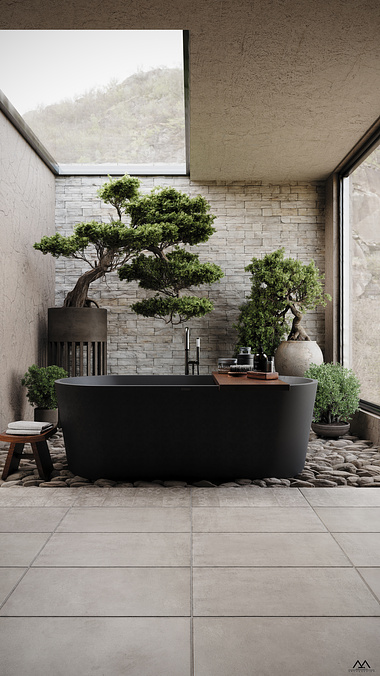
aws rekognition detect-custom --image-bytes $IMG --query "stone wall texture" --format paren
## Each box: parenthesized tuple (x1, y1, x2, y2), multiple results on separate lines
(55, 176, 326, 376)
(0, 112, 56, 430)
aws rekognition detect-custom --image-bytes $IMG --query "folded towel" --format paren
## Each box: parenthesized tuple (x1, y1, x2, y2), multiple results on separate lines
(8, 421, 52, 431)
(5, 428, 52, 435)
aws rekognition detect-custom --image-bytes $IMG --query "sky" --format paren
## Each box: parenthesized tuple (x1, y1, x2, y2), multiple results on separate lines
(0, 30, 183, 115)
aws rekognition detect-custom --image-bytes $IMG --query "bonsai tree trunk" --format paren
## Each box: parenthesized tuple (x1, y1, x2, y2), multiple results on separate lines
(64, 267, 106, 307)
(287, 304, 310, 341)
(63, 251, 117, 307)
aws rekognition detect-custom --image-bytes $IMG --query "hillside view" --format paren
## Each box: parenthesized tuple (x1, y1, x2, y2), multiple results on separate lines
(23, 67, 185, 165)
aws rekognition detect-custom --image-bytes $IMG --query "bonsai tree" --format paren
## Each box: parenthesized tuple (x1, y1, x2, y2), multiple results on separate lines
(34, 175, 141, 307)
(117, 187, 224, 324)
(22, 365, 68, 410)
(34, 177, 223, 322)
(304, 362, 360, 424)
(235, 248, 331, 354)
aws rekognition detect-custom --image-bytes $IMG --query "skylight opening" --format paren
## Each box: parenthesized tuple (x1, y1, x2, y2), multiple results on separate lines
(0, 30, 187, 174)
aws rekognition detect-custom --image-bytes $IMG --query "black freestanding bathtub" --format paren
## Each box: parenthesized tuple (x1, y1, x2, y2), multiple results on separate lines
(55, 374, 317, 482)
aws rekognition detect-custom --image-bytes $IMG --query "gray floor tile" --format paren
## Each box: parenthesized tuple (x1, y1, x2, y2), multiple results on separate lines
(0, 617, 191, 676)
(193, 532, 351, 566)
(301, 487, 380, 507)
(0, 507, 68, 532)
(333, 533, 380, 566)
(191, 487, 308, 507)
(358, 568, 380, 600)
(193, 567, 380, 616)
(0, 533, 51, 566)
(0, 488, 79, 507)
(192, 506, 326, 532)
(315, 507, 380, 532)
(0, 567, 190, 616)
(0, 569, 26, 605)
(100, 487, 191, 507)
(72, 487, 111, 506)
(193, 617, 380, 676)
(33, 532, 191, 566)
(57, 507, 190, 532)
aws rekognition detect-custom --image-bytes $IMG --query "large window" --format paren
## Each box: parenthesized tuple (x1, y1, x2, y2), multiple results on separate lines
(342, 142, 380, 412)
(0, 30, 187, 174)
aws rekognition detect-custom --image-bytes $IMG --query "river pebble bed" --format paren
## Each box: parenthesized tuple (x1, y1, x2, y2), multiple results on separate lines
(0, 431, 380, 488)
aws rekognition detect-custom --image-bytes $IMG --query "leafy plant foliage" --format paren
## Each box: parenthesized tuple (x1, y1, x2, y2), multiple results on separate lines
(235, 248, 331, 354)
(22, 365, 68, 409)
(118, 189, 224, 324)
(34, 175, 141, 307)
(304, 362, 361, 423)
(34, 176, 223, 323)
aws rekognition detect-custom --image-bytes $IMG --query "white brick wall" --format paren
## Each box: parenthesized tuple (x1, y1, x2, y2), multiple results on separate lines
(54, 176, 326, 374)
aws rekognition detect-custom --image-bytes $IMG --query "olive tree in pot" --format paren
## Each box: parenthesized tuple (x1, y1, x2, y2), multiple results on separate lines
(304, 362, 361, 437)
(234, 249, 331, 375)
(22, 364, 68, 425)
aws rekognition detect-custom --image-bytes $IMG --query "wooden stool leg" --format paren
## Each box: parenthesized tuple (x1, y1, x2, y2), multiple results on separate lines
(2, 442, 24, 480)
(31, 440, 54, 481)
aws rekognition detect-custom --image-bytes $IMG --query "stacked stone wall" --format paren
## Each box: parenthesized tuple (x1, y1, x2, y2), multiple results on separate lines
(55, 176, 326, 375)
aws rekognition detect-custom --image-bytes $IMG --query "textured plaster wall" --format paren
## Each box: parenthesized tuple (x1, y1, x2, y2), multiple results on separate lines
(55, 176, 326, 375)
(0, 112, 56, 430)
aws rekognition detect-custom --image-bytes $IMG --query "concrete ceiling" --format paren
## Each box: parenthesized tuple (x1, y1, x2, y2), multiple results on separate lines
(1, 0, 380, 181)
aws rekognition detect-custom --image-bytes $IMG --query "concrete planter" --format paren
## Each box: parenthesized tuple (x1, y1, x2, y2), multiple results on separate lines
(274, 340, 323, 377)
(34, 408, 59, 426)
(311, 422, 350, 438)
(48, 307, 107, 377)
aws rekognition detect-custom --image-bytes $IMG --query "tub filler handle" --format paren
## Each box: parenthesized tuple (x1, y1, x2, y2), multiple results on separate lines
(185, 327, 200, 375)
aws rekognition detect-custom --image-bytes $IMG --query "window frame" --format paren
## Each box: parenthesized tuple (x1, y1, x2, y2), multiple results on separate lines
(336, 118, 380, 416)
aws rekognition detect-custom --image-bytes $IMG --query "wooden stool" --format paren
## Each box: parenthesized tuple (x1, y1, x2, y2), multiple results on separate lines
(0, 426, 57, 481)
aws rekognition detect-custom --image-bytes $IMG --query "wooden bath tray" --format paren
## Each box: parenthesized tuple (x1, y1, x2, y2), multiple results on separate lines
(212, 372, 290, 389)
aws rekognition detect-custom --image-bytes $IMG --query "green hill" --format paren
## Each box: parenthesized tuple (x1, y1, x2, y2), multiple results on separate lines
(24, 67, 185, 164)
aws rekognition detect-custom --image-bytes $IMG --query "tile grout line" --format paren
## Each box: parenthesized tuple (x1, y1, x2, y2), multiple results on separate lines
(0, 503, 72, 612)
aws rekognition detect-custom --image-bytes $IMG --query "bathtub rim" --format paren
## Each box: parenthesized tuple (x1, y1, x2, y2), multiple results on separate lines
(55, 374, 317, 388)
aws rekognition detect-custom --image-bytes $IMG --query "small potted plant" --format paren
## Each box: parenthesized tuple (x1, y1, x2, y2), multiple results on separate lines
(304, 362, 361, 437)
(235, 248, 331, 374)
(22, 364, 68, 425)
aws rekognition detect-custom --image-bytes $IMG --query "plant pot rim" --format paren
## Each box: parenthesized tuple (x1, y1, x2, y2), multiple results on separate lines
(311, 421, 350, 438)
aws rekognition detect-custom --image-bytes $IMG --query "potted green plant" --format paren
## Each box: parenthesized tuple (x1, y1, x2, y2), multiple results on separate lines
(22, 364, 68, 425)
(304, 362, 361, 437)
(234, 248, 331, 374)
(34, 176, 223, 374)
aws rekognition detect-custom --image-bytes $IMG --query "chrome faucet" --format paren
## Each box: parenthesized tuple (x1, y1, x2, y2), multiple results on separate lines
(185, 327, 200, 375)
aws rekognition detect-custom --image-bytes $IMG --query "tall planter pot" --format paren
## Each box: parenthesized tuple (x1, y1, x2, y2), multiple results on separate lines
(48, 307, 107, 377)
(274, 340, 323, 377)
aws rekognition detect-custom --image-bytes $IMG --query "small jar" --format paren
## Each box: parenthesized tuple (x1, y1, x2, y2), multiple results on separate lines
(218, 358, 237, 373)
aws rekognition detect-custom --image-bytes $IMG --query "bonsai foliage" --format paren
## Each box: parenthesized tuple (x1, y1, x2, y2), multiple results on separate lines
(235, 248, 331, 354)
(22, 365, 68, 409)
(34, 175, 141, 307)
(304, 362, 361, 424)
(117, 188, 223, 324)
(34, 177, 223, 322)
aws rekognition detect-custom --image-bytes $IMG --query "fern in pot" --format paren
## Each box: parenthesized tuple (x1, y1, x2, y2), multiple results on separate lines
(304, 362, 360, 438)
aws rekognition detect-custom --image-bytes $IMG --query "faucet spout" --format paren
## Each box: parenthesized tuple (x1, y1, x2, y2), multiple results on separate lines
(184, 327, 200, 375)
